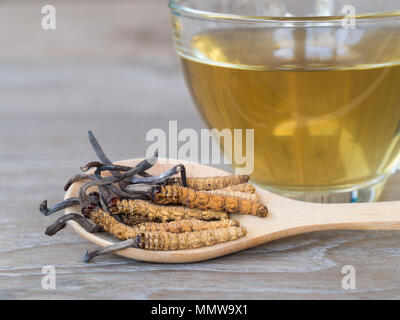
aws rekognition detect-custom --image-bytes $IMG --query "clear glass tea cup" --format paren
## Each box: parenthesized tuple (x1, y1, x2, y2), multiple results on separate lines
(169, 0, 400, 203)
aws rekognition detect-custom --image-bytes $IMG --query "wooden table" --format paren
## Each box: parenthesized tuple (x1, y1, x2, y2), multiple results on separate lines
(1, 0, 399, 300)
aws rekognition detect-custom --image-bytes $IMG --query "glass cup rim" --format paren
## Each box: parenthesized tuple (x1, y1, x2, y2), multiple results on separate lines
(168, 0, 400, 23)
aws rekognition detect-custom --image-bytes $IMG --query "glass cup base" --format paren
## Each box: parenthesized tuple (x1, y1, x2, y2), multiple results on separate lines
(258, 179, 388, 203)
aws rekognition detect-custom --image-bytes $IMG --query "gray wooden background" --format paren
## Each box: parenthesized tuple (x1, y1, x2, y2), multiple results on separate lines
(0, 0, 399, 299)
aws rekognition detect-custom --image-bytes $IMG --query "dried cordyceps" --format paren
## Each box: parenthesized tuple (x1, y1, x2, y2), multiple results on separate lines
(86, 206, 233, 238)
(83, 239, 139, 262)
(40, 198, 81, 216)
(209, 189, 259, 201)
(166, 175, 249, 191)
(217, 183, 256, 194)
(87, 130, 152, 179)
(84, 206, 246, 247)
(83, 222, 246, 261)
(40, 130, 267, 262)
(120, 213, 152, 226)
(109, 198, 229, 222)
(136, 226, 247, 251)
(78, 152, 158, 205)
(132, 218, 239, 233)
(45, 213, 102, 235)
(81, 160, 186, 187)
(64, 173, 94, 192)
(84, 206, 138, 240)
(148, 185, 268, 217)
(128, 164, 187, 186)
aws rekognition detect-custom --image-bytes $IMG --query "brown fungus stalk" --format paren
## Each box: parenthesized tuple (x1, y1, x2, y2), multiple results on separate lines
(120, 213, 152, 225)
(126, 218, 239, 233)
(144, 185, 268, 217)
(208, 189, 259, 201)
(136, 227, 247, 251)
(40, 198, 81, 216)
(45, 213, 102, 235)
(78, 151, 158, 205)
(216, 183, 256, 194)
(84, 206, 236, 239)
(83, 238, 139, 263)
(87, 130, 151, 178)
(83, 205, 247, 251)
(109, 198, 229, 222)
(166, 175, 249, 191)
(128, 164, 187, 186)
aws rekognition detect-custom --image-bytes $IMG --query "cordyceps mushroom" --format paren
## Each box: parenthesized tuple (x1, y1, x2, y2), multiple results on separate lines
(216, 183, 256, 193)
(208, 189, 259, 201)
(81, 204, 246, 261)
(45, 213, 102, 235)
(108, 198, 229, 222)
(125, 184, 268, 217)
(165, 174, 250, 191)
(40, 130, 266, 263)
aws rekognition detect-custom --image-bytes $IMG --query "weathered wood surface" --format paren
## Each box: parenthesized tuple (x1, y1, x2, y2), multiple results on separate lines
(0, 0, 399, 299)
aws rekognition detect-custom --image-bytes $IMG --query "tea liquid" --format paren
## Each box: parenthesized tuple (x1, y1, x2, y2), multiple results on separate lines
(180, 27, 400, 191)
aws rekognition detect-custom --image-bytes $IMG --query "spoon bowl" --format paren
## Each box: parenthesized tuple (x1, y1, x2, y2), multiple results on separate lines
(65, 158, 400, 263)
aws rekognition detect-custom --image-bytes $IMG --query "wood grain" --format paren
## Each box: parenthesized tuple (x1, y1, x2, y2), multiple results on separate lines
(0, 0, 399, 299)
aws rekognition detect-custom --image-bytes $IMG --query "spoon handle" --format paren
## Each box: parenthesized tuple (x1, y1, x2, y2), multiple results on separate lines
(305, 201, 400, 230)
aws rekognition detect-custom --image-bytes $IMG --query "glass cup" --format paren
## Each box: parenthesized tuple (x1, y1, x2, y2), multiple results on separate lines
(168, 0, 400, 203)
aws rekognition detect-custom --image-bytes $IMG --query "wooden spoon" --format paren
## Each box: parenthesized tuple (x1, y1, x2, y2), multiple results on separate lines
(64, 158, 400, 263)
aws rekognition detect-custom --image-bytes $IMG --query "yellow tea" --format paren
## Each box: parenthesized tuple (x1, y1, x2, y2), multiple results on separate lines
(180, 27, 400, 192)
